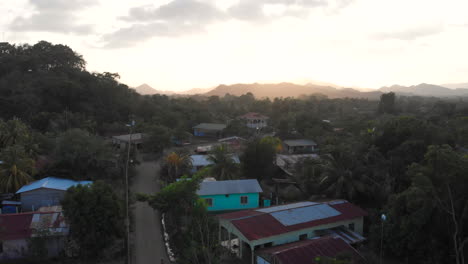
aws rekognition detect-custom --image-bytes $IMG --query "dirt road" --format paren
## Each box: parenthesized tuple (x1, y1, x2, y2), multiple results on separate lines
(132, 157, 169, 264)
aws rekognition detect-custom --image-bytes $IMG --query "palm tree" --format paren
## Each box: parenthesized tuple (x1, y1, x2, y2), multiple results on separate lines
(165, 151, 192, 180)
(0, 145, 35, 193)
(207, 145, 239, 180)
(318, 150, 366, 201)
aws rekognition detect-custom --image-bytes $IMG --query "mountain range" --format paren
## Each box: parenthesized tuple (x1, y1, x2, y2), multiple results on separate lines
(134, 82, 468, 99)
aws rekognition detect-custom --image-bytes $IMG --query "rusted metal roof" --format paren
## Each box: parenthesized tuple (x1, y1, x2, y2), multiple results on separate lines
(218, 200, 367, 241)
(257, 236, 363, 264)
(0, 210, 69, 241)
(239, 112, 269, 120)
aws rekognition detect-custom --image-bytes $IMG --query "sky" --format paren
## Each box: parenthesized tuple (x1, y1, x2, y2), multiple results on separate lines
(1, 0, 468, 92)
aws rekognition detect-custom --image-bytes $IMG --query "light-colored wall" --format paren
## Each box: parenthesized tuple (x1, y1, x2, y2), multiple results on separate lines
(201, 193, 259, 211)
(220, 217, 364, 249)
(20, 188, 66, 211)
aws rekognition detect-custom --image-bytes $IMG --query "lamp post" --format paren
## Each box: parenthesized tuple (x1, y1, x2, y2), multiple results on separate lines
(125, 120, 135, 264)
(380, 213, 387, 264)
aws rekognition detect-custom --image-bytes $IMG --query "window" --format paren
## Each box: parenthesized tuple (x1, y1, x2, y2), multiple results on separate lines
(240, 196, 248, 205)
(205, 198, 213, 207)
(349, 223, 355, 231)
(299, 234, 308, 240)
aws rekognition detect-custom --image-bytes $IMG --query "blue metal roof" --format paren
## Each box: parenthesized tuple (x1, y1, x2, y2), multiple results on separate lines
(270, 204, 341, 226)
(197, 179, 262, 196)
(191, 154, 240, 167)
(16, 177, 93, 194)
(255, 201, 318, 213)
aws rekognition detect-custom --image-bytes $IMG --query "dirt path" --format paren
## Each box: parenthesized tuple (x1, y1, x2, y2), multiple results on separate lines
(132, 156, 169, 264)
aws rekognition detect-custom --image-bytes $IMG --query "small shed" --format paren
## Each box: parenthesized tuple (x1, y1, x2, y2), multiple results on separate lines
(112, 133, 145, 149)
(193, 123, 227, 137)
(283, 139, 317, 154)
(197, 179, 263, 211)
(0, 209, 69, 260)
(16, 177, 92, 212)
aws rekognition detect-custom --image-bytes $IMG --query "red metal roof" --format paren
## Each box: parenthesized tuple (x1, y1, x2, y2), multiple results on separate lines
(0, 211, 67, 241)
(0, 212, 33, 240)
(218, 200, 367, 241)
(257, 236, 363, 264)
(239, 112, 269, 120)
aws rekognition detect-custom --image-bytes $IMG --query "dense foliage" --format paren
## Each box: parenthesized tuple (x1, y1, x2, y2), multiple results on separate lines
(62, 181, 124, 260)
(1, 41, 468, 263)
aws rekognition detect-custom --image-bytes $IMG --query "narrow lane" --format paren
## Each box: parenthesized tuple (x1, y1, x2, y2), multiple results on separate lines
(132, 157, 169, 264)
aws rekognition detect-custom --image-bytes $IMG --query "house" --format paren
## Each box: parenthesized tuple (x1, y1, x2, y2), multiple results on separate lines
(193, 123, 227, 137)
(283, 139, 317, 154)
(112, 133, 145, 149)
(256, 236, 364, 264)
(0, 209, 69, 260)
(217, 200, 367, 264)
(197, 179, 263, 212)
(276, 154, 319, 176)
(190, 154, 240, 173)
(218, 136, 247, 151)
(239, 113, 269, 129)
(16, 177, 92, 212)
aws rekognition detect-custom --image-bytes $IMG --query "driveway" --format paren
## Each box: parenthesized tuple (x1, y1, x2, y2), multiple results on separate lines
(132, 156, 170, 264)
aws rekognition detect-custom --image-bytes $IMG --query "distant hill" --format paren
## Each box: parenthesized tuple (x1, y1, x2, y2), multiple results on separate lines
(204, 82, 382, 99)
(133, 84, 175, 95)
(380, 83, 468, 97)
(441, 83, 468, 89)
(179, 87, 214, 95)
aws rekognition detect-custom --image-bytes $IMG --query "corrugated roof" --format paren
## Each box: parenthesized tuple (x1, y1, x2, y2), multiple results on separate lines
(193, 123, 227, 131)
(257, 236, 363, 264)
(239, 112, 269, 120)
(191, 154, 240, 167)
(256, 201, 318, 213)
(197, 179, 263, 196)
(16, 177, 92, 194)
(0, 210, 68, 240)
(112, 133, 144, 142)
(270, 204, 340, 226)
(283, 139, 317, 147)
(218, 200, 367, 241)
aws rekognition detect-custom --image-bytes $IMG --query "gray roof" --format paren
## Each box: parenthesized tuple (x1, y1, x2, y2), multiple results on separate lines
(283, 139, 317, 147)
(112, 133, 144, 142)
(197, 179, 262, 196)
(193, 123, 227, 131)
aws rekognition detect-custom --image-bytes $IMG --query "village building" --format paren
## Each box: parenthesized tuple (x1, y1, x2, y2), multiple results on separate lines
(197, 179, 263, 212)
(256, 235, 364, 264)
(217, 200, 366, 264)
(276, 154, 319, 176)
(190, 154, 240, 173)
(111, 133, 145, 149)
(193, 123, 227, 137)
(218, 136, 247, 151)
(16, 177, 92, 212)
(0, 208, 69, 260)
(239, 113, 269, 129)
(283, 139, 317, 154)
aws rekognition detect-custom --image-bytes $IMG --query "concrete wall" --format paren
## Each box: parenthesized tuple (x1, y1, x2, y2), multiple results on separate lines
(220, 217, 364, 249)
(253, 217, 364, 247)
(0, 237, 66, 260)
(201, 193, 259, 211)
(0, 239, 28, 259)
(20, 188, 66, 211)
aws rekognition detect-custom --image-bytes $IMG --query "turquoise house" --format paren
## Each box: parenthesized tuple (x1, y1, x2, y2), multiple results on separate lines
(197, 179, 263, 212)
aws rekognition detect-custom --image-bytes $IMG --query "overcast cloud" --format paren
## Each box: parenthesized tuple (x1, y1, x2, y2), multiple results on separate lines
(10, 0, 95, 34)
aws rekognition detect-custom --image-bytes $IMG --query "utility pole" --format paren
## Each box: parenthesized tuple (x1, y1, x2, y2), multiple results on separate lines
(380, 213, 387, 264)
(125, 120, 135, 264)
